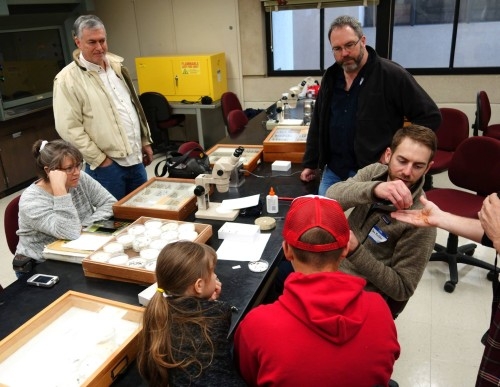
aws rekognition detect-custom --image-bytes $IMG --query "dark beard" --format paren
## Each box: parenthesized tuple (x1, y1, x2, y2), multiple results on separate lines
(339, 47, 365, 73)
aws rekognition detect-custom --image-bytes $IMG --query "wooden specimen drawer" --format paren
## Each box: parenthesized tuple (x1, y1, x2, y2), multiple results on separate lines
(0, 291, 144, 387)
(82, 216, 213, 285)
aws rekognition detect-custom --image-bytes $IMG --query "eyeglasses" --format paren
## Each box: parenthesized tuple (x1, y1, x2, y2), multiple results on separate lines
(58, 162, 83, 174)
(331, 37, 362, 54)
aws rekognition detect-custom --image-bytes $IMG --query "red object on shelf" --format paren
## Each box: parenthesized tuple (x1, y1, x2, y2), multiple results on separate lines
(307, 84, 320, 99)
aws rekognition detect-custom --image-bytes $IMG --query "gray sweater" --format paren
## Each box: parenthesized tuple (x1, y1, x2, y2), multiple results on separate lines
(326, 163, 437, 301)
(16, 171, 116, 261)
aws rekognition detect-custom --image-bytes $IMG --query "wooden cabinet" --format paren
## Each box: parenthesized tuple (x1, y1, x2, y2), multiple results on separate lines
(0, 108, 59, 193)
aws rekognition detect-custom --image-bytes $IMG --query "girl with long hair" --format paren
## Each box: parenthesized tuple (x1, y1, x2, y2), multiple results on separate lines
(137, 241, 245, 386)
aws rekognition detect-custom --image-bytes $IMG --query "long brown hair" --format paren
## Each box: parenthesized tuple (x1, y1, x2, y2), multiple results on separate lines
(137, 241, 218, 386)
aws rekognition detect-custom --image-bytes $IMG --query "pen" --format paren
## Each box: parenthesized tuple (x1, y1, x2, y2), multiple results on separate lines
(278, 196, 295, 201)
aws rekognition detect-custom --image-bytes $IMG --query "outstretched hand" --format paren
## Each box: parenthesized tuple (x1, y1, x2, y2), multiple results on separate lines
(390, 195, 441, 227)
(479, 193, 500, 249)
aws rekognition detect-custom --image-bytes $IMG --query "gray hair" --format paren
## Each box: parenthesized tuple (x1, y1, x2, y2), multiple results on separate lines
(72, 14, 106, 39)
(328, 15, 364, 41)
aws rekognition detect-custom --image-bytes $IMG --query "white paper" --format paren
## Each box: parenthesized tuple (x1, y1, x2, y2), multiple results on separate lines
(63, 233, 113, 251)
(278, 119, 303, 126)
(216, 233, 271, 261)
(220, 194, 260, 210)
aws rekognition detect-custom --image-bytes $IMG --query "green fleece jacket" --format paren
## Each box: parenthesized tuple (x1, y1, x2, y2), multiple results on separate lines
(326, 163, 437, 301)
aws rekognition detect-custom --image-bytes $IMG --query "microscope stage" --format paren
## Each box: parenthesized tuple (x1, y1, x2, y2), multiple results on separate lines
(195, 202, 239, 221)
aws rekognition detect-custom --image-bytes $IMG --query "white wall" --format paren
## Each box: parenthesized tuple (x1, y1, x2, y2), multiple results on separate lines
(94, 0, 243, 97)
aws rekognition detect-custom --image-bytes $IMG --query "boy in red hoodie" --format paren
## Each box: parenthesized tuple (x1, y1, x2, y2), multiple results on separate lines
(234, 195, 400, 387)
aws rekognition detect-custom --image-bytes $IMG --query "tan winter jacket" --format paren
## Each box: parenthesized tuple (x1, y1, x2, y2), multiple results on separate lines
(53, 50, 152, 169)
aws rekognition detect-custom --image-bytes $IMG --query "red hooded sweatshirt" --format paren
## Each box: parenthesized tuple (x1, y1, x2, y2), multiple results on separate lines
(234, 271, 400, 387)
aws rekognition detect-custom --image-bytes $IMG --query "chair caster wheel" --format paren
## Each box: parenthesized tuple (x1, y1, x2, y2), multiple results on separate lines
(487, 270, 497, 281)
(464, 249, 475, 256)
(444, 281, 456, 293)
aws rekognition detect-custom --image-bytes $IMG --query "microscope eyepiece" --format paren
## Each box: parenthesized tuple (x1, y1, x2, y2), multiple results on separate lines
(233, 146, 244, 158)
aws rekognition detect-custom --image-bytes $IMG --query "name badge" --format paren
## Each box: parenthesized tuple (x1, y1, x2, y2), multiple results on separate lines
(368, 225, 388, 243)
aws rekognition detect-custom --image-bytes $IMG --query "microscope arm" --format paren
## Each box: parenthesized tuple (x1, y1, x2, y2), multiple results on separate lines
(194, 173, 228, 211)
(194, 146, 245, 211)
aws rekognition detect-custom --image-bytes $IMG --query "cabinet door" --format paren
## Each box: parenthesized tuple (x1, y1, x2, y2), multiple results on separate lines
(136, 57, 175, 96)
(35, 113, 59, 142)
(171, 57, 209, 97)
(0, 129, 40, 188)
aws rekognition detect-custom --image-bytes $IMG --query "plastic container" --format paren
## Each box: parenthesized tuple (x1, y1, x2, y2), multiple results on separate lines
(266, 187, 279, 214)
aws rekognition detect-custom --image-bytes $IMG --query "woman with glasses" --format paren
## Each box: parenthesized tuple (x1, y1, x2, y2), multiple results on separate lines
(14, 139, 116, 271)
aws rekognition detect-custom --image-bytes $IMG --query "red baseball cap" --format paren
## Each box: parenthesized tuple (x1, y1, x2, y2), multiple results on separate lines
(283, 195, 350, 252)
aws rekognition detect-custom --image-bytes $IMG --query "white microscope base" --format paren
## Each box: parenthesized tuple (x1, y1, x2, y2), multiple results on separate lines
(195, 202, 239, 221)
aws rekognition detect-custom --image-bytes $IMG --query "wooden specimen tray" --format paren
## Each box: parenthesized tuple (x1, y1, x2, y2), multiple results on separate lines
(82, 216, 213, 285)
(0, 291, 144, 387)
(112, 177, 197, 221)
(263, 126, 309, 163)
(206, 144, 263, 175)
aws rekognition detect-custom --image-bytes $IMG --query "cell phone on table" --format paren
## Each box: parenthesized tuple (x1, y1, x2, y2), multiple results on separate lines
(26, 274, 59, 288)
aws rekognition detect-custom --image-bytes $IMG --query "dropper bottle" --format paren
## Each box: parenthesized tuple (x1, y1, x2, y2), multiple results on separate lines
(266, 187, 279, 214)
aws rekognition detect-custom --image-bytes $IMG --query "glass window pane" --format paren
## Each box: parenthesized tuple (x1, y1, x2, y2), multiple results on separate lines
(392, 1, 455, 68)
(454, 1, 500, 67)
(271, 9, 320, 71)
(392, 24, 453, 68)
(392, 0, 500, 70)
(413, 0, 455, 24)
(323, 7, 377, 69)
(269, 6, 376, 73)
(265, 0, 500, 75)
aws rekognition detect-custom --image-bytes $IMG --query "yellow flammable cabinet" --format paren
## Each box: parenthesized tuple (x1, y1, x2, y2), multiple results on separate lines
(135, 53, 227, 101)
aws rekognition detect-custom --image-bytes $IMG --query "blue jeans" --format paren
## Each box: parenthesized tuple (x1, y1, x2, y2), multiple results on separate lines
(85, 161, 147, 200)
(318, 166, 357, 196)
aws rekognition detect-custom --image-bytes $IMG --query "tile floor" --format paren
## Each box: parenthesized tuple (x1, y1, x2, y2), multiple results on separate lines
(0, 168, 496, 386)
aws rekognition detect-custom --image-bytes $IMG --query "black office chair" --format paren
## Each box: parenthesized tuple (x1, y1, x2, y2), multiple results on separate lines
(139, 92, 186, 154)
